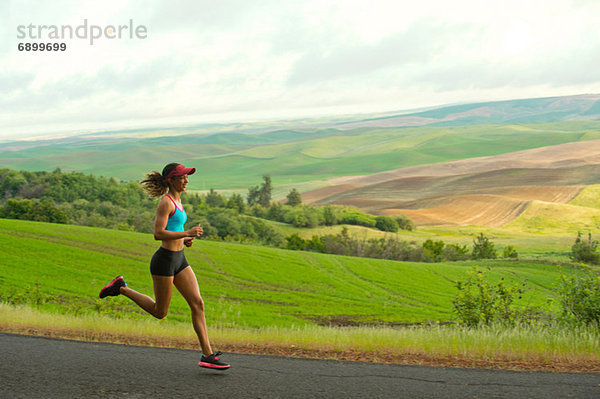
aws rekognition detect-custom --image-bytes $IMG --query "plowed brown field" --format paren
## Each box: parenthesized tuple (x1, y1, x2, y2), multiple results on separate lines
(303, 140, 600, 227)
(379, 194, 530, 227)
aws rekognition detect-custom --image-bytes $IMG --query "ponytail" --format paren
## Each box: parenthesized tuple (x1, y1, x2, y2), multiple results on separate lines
(141, 163, 180, 198)
(140, 171, 169, 198)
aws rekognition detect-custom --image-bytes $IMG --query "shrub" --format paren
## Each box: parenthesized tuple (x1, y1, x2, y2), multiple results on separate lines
(570, 232, 600, 264)
(395, 215, 415, 231)
(502, 245, 518, 259)
(442, 244, 470, 261)
(1, 198, 67, 224)
(285, 233, 306, 250)
(422, 239, 445, 262)
(557, 265, 600, 325)
(305, 235, 326, 252)
(340, 212, 376, 228)
(453, 267, 529, 327)
(375, 216, 399, 232)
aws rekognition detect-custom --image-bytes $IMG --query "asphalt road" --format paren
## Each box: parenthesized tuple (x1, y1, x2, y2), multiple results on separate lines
(1, 333, 599, 398)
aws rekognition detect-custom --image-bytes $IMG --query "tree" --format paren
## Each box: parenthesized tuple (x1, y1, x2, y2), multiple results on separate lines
(258, 174, 272, 207)
(205, 188, 225, 208)
(247, 185, 260, 206)
(226, 193, 246, 213)
(323, 206, 337, 226)
(247, 174, 272, 207)
(0, 170, 27, 199)
(286, 188, 302, 206)
(267, 203, 284, 221)
(471, 233, 497, 260)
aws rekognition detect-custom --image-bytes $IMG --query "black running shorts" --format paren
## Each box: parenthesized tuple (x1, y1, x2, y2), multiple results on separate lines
(150, 247, 189, 276)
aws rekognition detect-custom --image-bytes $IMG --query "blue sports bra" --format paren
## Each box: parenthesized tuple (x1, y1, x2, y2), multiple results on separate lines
(165, 195, 187, 232)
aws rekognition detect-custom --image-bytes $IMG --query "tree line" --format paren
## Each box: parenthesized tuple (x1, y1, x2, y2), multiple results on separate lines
(0, 169, 414, 246)
(4, 168, 595, 266)
(284, 230, 518, 262)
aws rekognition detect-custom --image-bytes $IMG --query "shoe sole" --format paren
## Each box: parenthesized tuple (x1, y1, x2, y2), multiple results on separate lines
(198, 361, 231, 370)
(99, 276, 124, 298)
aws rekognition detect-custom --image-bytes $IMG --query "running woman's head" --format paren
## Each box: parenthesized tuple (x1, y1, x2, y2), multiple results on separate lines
(141, 163, 196, 197)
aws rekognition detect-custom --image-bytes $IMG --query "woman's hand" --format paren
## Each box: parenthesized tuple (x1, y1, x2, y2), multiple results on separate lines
(184, 238, 194, 247)
(187, 224, 203, 238)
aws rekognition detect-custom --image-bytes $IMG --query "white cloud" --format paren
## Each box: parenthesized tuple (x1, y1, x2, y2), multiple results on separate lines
(2, 0, 600, 139)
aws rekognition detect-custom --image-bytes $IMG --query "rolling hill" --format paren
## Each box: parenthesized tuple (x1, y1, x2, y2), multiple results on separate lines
(1, 94, 599, 192)
(303, 139, 600, 227)
(2, 94, 600, 228)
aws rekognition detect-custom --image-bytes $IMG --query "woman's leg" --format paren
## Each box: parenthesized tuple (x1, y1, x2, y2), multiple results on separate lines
(173, 266, 213, 355)
(120, 275, 174, 319)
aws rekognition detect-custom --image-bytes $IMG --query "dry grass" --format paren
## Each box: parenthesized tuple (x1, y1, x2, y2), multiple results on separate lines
(2, 303, 599, 373)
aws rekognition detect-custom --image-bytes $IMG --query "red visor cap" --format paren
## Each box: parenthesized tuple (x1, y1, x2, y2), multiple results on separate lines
(165, 164, 196, 181)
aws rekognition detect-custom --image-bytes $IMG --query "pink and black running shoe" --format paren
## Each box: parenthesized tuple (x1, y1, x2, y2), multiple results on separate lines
(99, 276, 127, 298)
(198, 351, 230, 370)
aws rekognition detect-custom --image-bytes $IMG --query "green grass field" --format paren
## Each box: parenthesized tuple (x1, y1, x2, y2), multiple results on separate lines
(0, 218, 577, 329)
(2, 218, 598, 369)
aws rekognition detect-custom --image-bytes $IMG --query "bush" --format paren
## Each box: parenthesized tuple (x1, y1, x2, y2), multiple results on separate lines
(502, 245, 518, 259)
(304, 235, 325, 252)
(570, 232, 600, 264)
(1, 198, 67, 224)
(375, 216, 399, 232)
(442, 244, 470, 261)
(422, 239, 444, 262)
(395, 215, 415, 231)
(340, 212, 376, 228)
(558, 265, 600, 325)
(453, 267, 530, 327)
(285, 233, 306, 250)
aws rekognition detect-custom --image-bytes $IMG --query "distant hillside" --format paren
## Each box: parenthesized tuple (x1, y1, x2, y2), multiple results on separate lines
(1, 121, 599, 192)
(1, 93, 599, 197)
(334, 94, 600, 129)
(304, 139, 600, 227)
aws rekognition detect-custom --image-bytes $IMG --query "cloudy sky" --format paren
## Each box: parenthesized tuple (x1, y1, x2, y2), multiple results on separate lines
(2, 0, 600, 139)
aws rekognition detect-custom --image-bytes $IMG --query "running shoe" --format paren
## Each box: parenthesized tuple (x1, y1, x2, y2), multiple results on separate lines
(99, 276, 127, 298)
(198, 351, 230, 370)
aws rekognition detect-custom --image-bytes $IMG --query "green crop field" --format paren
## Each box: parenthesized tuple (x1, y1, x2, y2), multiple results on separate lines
(2, 121, 600, 192)
(0, 218, 577, 329)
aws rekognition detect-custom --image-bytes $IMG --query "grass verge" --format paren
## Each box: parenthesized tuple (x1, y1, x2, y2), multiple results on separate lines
(2, 303, 598, 373)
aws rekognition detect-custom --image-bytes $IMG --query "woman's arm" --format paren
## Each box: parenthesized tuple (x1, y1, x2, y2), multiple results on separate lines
(153, 197, 202, 241)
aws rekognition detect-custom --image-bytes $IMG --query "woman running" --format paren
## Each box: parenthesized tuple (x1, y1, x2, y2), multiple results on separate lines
(99, 163, 230, 370)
